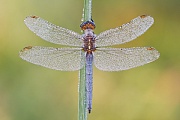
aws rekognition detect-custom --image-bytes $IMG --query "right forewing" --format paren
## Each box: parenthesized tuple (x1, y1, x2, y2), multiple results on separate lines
(95, 15, 154, 47)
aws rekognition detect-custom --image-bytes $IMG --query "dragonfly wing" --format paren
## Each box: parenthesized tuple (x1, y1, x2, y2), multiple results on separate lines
(94, 47, 160, 71)
(24, 16, 83, 47)
(19, 46, 85, 71)
(95, 15, 154, 47)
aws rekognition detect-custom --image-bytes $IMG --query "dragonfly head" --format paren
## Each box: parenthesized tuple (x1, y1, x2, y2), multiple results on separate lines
(80, 20, 96, 30)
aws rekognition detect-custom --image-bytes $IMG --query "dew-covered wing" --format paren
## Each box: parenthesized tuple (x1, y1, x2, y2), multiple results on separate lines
(24, 16, 82, 47)
(95, 15, 154, 47)
(19, 46, 85, 71)
(94, 47, 160, 71)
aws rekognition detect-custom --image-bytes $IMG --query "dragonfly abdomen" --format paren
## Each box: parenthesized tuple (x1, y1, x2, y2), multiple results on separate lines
(85, 53, 93, 113)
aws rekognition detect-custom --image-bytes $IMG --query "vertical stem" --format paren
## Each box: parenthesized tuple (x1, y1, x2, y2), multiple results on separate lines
(84, 0, 92, 21)
(78, 60, 87, 120)
(78, 0, 92, 120)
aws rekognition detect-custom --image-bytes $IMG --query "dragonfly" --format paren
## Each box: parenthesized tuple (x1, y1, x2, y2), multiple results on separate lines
(19, 15, 160, 113)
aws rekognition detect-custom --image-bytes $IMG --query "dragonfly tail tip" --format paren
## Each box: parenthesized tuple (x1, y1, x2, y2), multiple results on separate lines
(88, 109, 91, 114)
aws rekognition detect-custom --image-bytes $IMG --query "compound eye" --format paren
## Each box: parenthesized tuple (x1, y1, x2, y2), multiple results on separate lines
(80, 21, 96, 30)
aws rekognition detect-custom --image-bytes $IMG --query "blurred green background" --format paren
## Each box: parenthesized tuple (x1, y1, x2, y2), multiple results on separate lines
(0, 0, 180, 120)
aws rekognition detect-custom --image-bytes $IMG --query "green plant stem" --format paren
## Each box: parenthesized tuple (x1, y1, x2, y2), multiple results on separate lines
(78, 0, 92, 120)
(84, 0, 92, 21)
(78, 60, 86, 120)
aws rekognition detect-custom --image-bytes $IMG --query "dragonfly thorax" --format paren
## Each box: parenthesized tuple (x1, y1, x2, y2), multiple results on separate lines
(82, 29, 96, 53)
